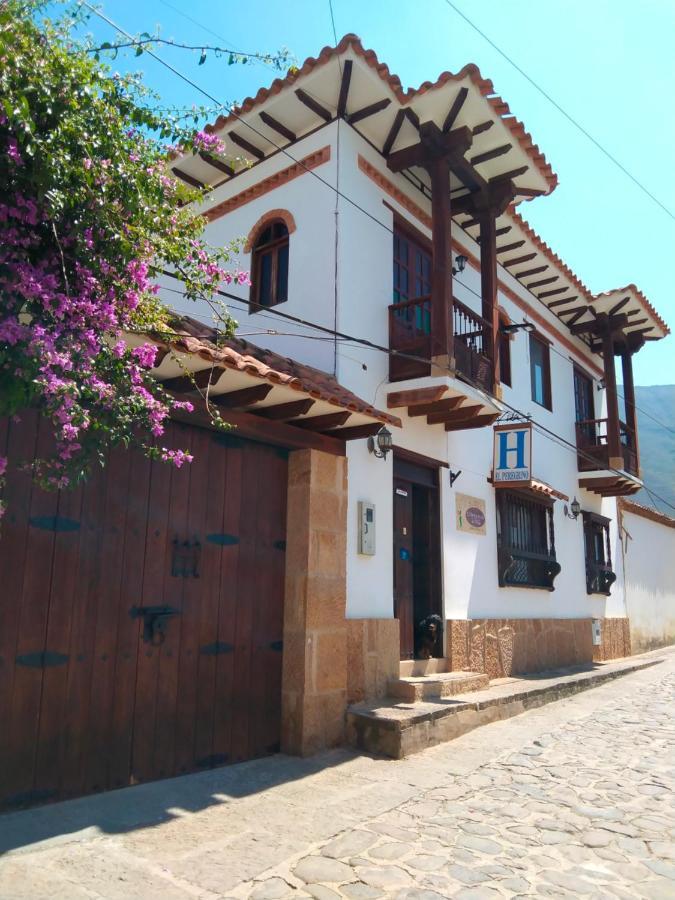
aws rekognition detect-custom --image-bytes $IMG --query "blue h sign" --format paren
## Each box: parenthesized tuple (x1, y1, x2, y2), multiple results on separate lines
(493, 425, 531, 483)
(497, 430, 526, 471)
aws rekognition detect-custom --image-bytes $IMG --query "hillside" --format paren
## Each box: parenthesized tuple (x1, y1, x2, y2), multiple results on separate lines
(629, 385, 675, 511)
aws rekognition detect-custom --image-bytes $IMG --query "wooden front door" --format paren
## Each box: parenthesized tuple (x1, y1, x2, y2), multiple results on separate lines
(393, 478, 415, 659)
(0, 413, 288, 809)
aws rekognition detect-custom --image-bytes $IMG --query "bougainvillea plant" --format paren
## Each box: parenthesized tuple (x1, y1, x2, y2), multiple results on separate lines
(0, 1, 264, 516)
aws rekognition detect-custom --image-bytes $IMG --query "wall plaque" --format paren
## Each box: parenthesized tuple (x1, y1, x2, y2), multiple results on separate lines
(456, 493, 487, 536)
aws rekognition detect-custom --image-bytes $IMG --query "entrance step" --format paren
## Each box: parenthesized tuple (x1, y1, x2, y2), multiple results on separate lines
(399, 657, 450, 677)
(347, 656, 661, 760)
(388, 670, 489, 702)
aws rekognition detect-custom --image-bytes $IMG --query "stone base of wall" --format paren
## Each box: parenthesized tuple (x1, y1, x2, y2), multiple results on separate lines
(447, 618, 594, 679)
(593, 617, 631, 662)
(347, 619, 400, 704)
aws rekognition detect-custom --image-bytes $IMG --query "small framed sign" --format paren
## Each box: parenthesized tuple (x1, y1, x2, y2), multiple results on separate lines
(492, 422, 532, 487)
(456, 493, 487, 535)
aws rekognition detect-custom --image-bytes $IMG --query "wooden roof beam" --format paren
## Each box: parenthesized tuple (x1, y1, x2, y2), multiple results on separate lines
(470, 143, 512, 166)
(387, 385, 447, 408)
(386, 124, 473, 173)
(445, 412, 499, 431)
(427, 403, 483, 426)
(496, 240, 526, 254)
(337, 59, 353, 117)
(548, 295, 579, 309)
(295, 88, 332, 122)
(228, 130, 265, 160)
(211, 384, 273, 408)
(407, 396, 464, 417)
(443, 87, 469, 132)
(472, 120, 494, 136)
(161, 366, 226, 392)
(570, 313, 628, 336)
(608, 296, 631, 315)
(198, 151, 235, 177)
(490, 166, 528, 183)
(527, 276, 559, 289)
(294, 411, 351, 431)
(503, 252, 537, 267)
(255, 398, 315, 420)
(514, 264, 548, 279)
(171, 167, 206, 189)
(327, 422, 383, 441)
(347, 97, 391, 125)
(259, 110, 296, 143)
(538, 286, 570, 299)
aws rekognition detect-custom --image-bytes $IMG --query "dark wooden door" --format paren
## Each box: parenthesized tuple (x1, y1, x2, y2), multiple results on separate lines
(393, 478, 414, 660)
(0, 413, 288, 809)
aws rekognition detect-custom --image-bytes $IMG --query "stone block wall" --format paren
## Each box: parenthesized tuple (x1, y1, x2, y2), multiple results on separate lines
(346, 618, 400, 704)
(593, 617, 631, 662)
(447, 618, 594, 679)
(281, 449, 349, 756)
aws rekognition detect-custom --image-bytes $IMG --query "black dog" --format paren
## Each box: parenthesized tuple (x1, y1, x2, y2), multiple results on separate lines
(415, 614, 443, 659)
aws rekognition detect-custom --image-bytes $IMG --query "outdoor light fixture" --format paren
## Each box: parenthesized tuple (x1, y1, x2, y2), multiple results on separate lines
(500, 320, 536, 335)
(368, 426, 393, 460)
(597, 378, 606, 391)
(452, 254, 468, 276)
(564, 497, 581, 520)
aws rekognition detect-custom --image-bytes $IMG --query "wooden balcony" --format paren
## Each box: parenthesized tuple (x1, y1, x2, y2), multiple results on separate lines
(576, 418, 641, 496)
(389, 296, 493, 392)
(585, 561, 617, 596)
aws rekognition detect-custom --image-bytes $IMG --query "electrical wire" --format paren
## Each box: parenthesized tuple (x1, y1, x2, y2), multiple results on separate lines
(154, 271, 675, 513)
(82, 5, 675, 508)
(85, 3, 674, 439)
(441, 0, 675, 221)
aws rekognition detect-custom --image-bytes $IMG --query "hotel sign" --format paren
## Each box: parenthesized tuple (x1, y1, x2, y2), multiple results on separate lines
(492, 422, 532, 486)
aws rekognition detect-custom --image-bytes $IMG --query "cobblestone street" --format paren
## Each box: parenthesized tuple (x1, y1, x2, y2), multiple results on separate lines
(1, 651, 673, 899)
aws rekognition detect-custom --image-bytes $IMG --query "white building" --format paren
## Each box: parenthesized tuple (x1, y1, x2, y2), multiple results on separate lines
(162, 34, 670, 735)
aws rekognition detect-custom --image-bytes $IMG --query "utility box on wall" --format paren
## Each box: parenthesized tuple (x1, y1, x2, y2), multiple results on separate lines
(358, 501, 376, 555)
(592, 618, 602, 647)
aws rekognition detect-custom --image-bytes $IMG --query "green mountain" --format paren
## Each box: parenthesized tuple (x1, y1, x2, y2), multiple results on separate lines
(628, 385, 675, 512)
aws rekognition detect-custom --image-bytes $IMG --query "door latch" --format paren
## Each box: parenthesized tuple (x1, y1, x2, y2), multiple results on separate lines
(130, 605, 181, 645)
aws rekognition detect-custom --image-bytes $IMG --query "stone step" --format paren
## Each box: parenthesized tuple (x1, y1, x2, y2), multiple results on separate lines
(399, 657, 450, 677)
(347, 657, 661, 760)
(388, 670, 489, 702)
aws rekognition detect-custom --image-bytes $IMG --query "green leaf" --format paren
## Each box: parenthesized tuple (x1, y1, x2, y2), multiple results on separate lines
(198, 49, 206, 65)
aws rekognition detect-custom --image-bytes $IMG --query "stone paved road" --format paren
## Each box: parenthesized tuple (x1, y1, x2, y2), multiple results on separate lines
(1, 651, 674, 899)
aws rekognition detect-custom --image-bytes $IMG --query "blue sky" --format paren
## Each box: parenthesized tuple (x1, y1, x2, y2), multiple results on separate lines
(75, 0, 674, 386)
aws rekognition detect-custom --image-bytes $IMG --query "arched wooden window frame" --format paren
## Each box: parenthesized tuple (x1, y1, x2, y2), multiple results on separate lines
(245, 209, 295, 313)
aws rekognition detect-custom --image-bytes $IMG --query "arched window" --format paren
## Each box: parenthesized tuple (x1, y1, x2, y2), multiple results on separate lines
(250, 221, 289, 309)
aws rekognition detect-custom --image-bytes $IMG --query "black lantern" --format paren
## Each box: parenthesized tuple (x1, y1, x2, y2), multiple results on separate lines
(500, 320, 536, 335)
(368, 426, 393, 460)
(564, 496, 581, 520)
(452, 254, 468, 275)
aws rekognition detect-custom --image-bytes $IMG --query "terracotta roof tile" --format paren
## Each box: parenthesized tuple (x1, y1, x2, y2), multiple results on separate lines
(593, 284, 670, 336)
(618, 498, 675, 529)
(152, 317, 401, 428)
(202, 33, 557, 194)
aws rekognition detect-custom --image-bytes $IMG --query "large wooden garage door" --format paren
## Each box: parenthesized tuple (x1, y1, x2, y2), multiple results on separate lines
(0, 412, 288, 809)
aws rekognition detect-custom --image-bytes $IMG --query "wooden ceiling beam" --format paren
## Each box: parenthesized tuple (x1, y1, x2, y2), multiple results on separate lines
(198, 151, 235, 177)
(295, 88, 332, 122)
(443, 87, 469, 132)
(538, 286, 570, 299)
(255, 398, 315, 420)
(259, 110, 296, 143)
(566, 309, 591, 328)
(515, 187, 545, 198)
(228, 130, 265, 159)
(386, 124, 473, 173)
(496, 240, 526, 254)
(472, 120, 494, 136)
(211, 384, 273, 408)
(570, 314, 628, 336)
(336, 59, 353, 117)
(470, 143, 512, 166)
(326, 422, 383, 441)
(387, 385, 447, 408)
(294, 411, 352, 431)
(559, 305, 590, 318)
(171, 167, 206, 189)
(608, 296, 631, 315)
(427, 403, 483, 426)
(527, 276, 559, 289)
(503, 252, 537, 267)
(347, 97, 391, 125)
(161, 366, 226, 393)
(490, 166, 528, 183)
(407, 396, 464, 417)
(548, 295, 579, 309)
(382, 108, 407, 156)
(514, 264, 548, 279)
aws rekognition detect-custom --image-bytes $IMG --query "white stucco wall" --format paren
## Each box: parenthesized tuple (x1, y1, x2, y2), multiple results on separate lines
(617, 508, 675, 650)
(164, 117, 633, 626)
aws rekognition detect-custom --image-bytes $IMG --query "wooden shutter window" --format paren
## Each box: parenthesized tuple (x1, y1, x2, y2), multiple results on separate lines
(496, 490, 561, 590)
(529, 332, 552, 410)
(250, 221, 289, 310)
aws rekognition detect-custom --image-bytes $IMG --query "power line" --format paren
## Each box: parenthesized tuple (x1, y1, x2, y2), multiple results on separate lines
(82, 6, 674, 506)
(156, 271, 675, 513)
(441, 0, 675, 221)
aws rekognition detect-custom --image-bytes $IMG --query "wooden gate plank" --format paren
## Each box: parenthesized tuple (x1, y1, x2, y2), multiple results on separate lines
(32, 479, 85, 798)
(0, 412, 40, 807)
(191, 428, 227, 769)
(4, 415, 59, 806)
(58, 455, 109, 800)
(106, 450, 152, 791)
(211, 440, 243, 766)
(81, 446, 132, 795)
(130, 442, 172, 785)
(173, 425, 212, 775)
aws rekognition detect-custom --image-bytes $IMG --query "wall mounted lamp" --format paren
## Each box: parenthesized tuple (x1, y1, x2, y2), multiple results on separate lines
(564, 497, 581, 520)
(367, 426, 393, 460)
(596, 378, 606, 391)
(500, 321, 536, 335)
(451, 254, 468, 276)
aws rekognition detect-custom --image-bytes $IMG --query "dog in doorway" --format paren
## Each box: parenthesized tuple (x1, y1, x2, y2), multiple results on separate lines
(415, 614, 443, 659)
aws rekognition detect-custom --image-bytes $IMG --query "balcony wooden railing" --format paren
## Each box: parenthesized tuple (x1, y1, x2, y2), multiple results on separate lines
(585, 561, 617, 596)
(388, 296, 494, 389)
(575, 418, 639, 476)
